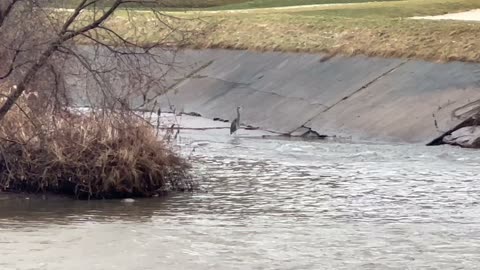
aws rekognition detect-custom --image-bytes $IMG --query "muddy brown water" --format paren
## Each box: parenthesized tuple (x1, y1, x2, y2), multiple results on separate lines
(1, 122, 480, 269)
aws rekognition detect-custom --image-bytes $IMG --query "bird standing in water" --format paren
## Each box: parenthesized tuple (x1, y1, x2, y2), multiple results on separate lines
(230, 106, 241, 135)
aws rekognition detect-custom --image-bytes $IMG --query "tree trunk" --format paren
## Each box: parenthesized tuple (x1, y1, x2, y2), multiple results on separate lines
(0, 42, 59, 121)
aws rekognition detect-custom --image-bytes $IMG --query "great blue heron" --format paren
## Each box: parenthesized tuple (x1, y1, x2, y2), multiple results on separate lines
(230, 106, 241, 135)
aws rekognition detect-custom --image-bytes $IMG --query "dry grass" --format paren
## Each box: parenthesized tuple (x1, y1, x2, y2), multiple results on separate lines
(183, 14, 480, 63)
(0, 87, 192, 199)
(202, 0, 394, 10)
(54, 0, 388, 9)
(102, 0, 480, 62)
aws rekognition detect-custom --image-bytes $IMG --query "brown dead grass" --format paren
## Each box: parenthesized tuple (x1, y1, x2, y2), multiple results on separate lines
(185, 14, 480, 63)
(0, 87, 192, 199)
(105, 0, 480, 63)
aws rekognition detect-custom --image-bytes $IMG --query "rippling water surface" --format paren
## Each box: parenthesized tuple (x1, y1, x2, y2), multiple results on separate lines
(1, 128, 480, 270)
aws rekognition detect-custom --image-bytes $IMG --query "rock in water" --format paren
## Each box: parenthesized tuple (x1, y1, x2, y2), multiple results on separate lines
(443, 126, 480, 148)
(121, 198, 135, 203)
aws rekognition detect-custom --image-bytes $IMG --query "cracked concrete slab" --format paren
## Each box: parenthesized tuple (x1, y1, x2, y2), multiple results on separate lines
(305, 60, 480, 143)
(156, 49, 480, 144)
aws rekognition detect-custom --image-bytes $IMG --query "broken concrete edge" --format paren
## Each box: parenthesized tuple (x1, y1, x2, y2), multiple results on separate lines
(427, 117, 475, 146)
(174, 111, 338, 140)
(198, 110, 432, 144)
(428, 115, 480, 148)
(208, 114, 335, 140)
(442, 126, 480, 148)
(290, 126, 329, 139)
(172, 110, 280, 132)
(150, 108, 470, 146)
(172, 108, 480, 148)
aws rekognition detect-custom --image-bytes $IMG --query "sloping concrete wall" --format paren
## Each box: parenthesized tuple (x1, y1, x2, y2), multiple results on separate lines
(158, 49, 480, 144)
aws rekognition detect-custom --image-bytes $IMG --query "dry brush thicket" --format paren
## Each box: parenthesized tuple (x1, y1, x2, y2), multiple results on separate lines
(0, 0, 194, 199)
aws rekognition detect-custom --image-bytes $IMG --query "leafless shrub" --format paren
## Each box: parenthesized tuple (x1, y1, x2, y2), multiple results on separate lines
(0, 86, 193, 199)
(0, 0, 201, 198)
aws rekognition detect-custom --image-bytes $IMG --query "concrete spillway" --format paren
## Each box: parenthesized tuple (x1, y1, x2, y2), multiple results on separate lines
(156, 49, 480, 144)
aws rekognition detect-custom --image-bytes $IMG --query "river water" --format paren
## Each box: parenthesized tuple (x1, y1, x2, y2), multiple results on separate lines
(1, 117, 480, 269)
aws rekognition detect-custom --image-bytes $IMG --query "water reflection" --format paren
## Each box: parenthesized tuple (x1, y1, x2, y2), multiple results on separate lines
(0, 193, 175, 227)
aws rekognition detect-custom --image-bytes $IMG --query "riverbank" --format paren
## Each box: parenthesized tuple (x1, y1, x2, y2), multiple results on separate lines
(100, 0, 480, 63)
(153, 49, 480, 144)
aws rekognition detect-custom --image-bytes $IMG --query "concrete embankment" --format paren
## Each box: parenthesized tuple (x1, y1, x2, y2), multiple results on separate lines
(155, 49, 480, 144)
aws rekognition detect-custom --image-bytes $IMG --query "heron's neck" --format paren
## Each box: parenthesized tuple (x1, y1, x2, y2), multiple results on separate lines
(237, 109, 240, 121)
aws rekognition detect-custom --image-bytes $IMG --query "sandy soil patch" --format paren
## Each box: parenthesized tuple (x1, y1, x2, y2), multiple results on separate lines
(412, 9, 480, 22)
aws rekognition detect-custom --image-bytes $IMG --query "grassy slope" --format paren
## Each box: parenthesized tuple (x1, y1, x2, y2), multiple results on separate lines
(206, 0, 396, 10)
(292, 0, 480, 17)
(56, 0, 392, 8)
(107, 0, 480, 62)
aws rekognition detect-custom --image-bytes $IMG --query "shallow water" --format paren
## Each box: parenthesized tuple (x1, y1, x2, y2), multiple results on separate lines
(1, 125, 480, 270)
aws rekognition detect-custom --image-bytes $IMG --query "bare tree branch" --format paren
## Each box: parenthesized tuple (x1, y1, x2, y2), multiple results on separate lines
(0, 39, 59, 120)
(0, 49, 20, 80)
(62, 0, 123, 41)
(0, 0, 126, 119)
(0, 0, 21, 28)
(0, 0, 202, 123)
